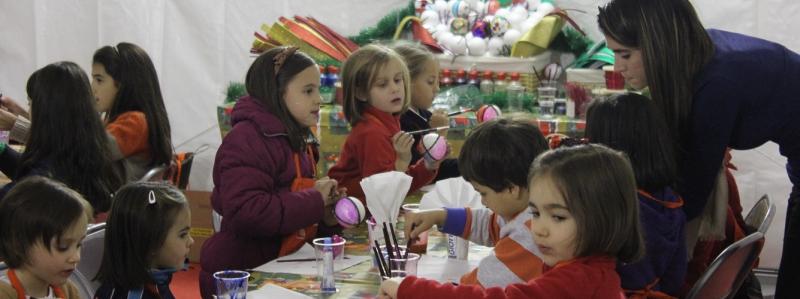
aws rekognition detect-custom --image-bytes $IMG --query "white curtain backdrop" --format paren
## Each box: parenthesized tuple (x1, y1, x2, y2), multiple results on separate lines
(1, 0, 798, 268)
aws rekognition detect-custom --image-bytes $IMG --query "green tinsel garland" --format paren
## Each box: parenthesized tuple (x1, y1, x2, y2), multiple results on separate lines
(348, 1, 416, 46)
(549, 27, 594, 58)
(225, 81, 247, 104)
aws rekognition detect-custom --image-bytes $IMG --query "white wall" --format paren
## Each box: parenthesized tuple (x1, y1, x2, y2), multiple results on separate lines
(0, 0, 797, 269)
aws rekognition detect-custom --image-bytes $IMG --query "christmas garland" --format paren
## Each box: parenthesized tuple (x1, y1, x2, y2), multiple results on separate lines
(348, 1, 416, 45)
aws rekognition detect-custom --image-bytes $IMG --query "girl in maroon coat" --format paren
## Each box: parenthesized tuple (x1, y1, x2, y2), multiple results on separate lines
(199, 47, 341, 298)
(379, 145, 646, 299)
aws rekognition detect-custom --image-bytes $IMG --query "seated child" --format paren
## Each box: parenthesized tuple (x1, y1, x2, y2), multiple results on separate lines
(0, 176, 92, 298)
(405, 119, 548, 288)
(94, 181, 193, 299)
(379, 144, 646, 299)
(328, 44, 440, 207)
(585, 93, 687, 297)
(392, 41, 460, 181)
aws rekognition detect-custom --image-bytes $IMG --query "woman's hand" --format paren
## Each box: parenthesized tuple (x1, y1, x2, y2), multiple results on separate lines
(404, 209, 446, 240)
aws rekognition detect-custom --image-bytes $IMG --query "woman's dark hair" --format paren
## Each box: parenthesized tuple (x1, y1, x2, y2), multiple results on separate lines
(22, 61, 124, 213)
(460, 118, 548, 191)
(93, 42, 174, 167)
(598, 0, 714, 153)
(96, 181, 188, 289)
(529, 144, 645, 263)
(585, 93, 677, 192)
(0, 176, 92, 268)
(245, 46, 318, 151)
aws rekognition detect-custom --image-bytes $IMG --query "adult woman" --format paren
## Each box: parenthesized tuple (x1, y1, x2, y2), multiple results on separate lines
(598, 0, 800, 297)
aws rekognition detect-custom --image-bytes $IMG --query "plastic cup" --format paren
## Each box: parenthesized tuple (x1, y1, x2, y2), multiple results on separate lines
(312, 237, 346, 293)
(381, 252, 421, 280)
(538, 81, 557, 117)
(213, 270, 249, 299)
(401, 203, 429, 254)
(447, 234, 469, 260)
(603, 65, 625, 90)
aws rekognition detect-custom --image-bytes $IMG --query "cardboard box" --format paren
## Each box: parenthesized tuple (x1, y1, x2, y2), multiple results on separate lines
(184, 190, 214, 263)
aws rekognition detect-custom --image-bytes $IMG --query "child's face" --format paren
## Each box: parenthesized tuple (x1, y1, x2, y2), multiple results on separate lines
(284, 65, 323, 128)
(469, 181, 528, 221)
(528, 175, 578, 266)
(152, 205, 193, 270)
(22, 214, 87, 288)
(410, 59, 439, 110)
(91, 63, 119, 114)
(366, 59, 406, 114)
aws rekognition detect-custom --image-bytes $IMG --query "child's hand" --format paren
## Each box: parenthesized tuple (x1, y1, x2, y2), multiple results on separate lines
(378, 277, 404, 299)
(404, 209, 446, 240)
(313, 177, 338, 206)
(393, 132, 413, 171)
(429, 110, 449, 129)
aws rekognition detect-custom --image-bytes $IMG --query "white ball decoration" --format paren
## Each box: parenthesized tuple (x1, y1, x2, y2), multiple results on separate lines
(473, 1, 486, 15)
(487, 36, 504, 55)
(508, 6, 529, 28)
(495, 8, 510, 19)
(537, 1, 555, 15)
(449, 35, 468, 55)
(434, 0, 450, 16)
(527, 0, 541, 10)
(467, 37, 487, 56)
(437, 31, 454, 44)
(421, 10, 441, 27)
(503, 29, 521, 46)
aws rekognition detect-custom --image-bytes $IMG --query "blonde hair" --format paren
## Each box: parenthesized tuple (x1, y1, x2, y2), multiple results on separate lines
(340, 44, 411, 126)
(391, 41, 435, 80)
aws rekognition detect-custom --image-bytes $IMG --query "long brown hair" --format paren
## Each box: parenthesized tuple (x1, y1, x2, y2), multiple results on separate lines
(598, 0, 714, 152)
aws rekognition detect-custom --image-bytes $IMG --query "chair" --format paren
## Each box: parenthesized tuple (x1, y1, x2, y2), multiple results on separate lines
(70, 222, 106, 299)
(743, 194, 776, 234)
(685, 232, 766, 299)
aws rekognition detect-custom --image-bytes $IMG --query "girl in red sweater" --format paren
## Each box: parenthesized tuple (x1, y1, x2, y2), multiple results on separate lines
(379, 144, 646, 299)
(327, 44, 441, 207)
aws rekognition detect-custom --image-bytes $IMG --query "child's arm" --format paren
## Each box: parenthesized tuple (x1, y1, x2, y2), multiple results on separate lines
(105, 111, 148, 158)
(213, 136, 326, 238)
(432, 207, 499, 247)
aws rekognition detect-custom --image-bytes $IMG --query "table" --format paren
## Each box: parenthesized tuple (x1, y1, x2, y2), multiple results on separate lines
(246, 202, 493, 298)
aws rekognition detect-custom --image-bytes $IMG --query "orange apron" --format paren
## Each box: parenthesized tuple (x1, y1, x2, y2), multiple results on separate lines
(624, 190, 685, 299)
(278, 145, 319, 257)
(8, 269, 67, 299)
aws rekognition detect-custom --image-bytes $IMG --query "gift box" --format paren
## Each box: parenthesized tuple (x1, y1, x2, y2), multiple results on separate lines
(511, 15, 566, 58)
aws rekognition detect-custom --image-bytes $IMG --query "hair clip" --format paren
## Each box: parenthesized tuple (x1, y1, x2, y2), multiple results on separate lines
(273, 46, 299, 74)
(148, 190, 157, 205)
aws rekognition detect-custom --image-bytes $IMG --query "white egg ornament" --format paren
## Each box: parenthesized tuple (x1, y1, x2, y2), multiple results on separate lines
(503, 29, 521, 46)
(421, 10, 441, 27)
(467, 37, 487, 56)
(421, 133, 449, 161)
(490, 16, 511, 37)
(487, 36, 504, 55)
(448, 35, 468, 55)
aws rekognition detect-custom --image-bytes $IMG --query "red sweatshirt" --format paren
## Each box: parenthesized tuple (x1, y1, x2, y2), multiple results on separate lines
(398, 255, 624, 299)
(327, 106, 436, 207)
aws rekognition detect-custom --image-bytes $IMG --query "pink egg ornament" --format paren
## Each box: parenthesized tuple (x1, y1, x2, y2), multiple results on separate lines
(421, 133, 449, 161)
(334, 196, 366, 228)
(476, 104, 502, 123)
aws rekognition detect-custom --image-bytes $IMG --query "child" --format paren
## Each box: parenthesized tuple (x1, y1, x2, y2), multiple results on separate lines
(94, 181, 193, 299)
(0, 61, 124, 214)
(379, 144, 645, 299)
(328, 44, 439, 206)
(199, 47, 341, 298)
(92, 42, 174, 181)
(0, 176, 93, 298)
(404, 119, 548, 288)
(585, 93, 687, 297)
(392, 42, 459, 181)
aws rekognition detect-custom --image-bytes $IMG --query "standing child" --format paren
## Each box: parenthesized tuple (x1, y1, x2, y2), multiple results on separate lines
(585, 93, 687, 297)
(92, 42, 174, 181)
(0, 176, 93, 298)
(328, 44, 439, 206)
(94, 181, 193, 299)
(0, 61, 124, 214)
(391, 42, 459, 181)
(379, 144, 645, 299)
(199, 47, 341, 298)
(405, 119, 548, 288)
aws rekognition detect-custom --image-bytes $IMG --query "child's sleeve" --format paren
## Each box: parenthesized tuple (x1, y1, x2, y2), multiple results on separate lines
(439, 207, 500, 246)
(398, 275, 564, 299)
(106, 111, 149, 157)
(213, 131, 324, 238)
